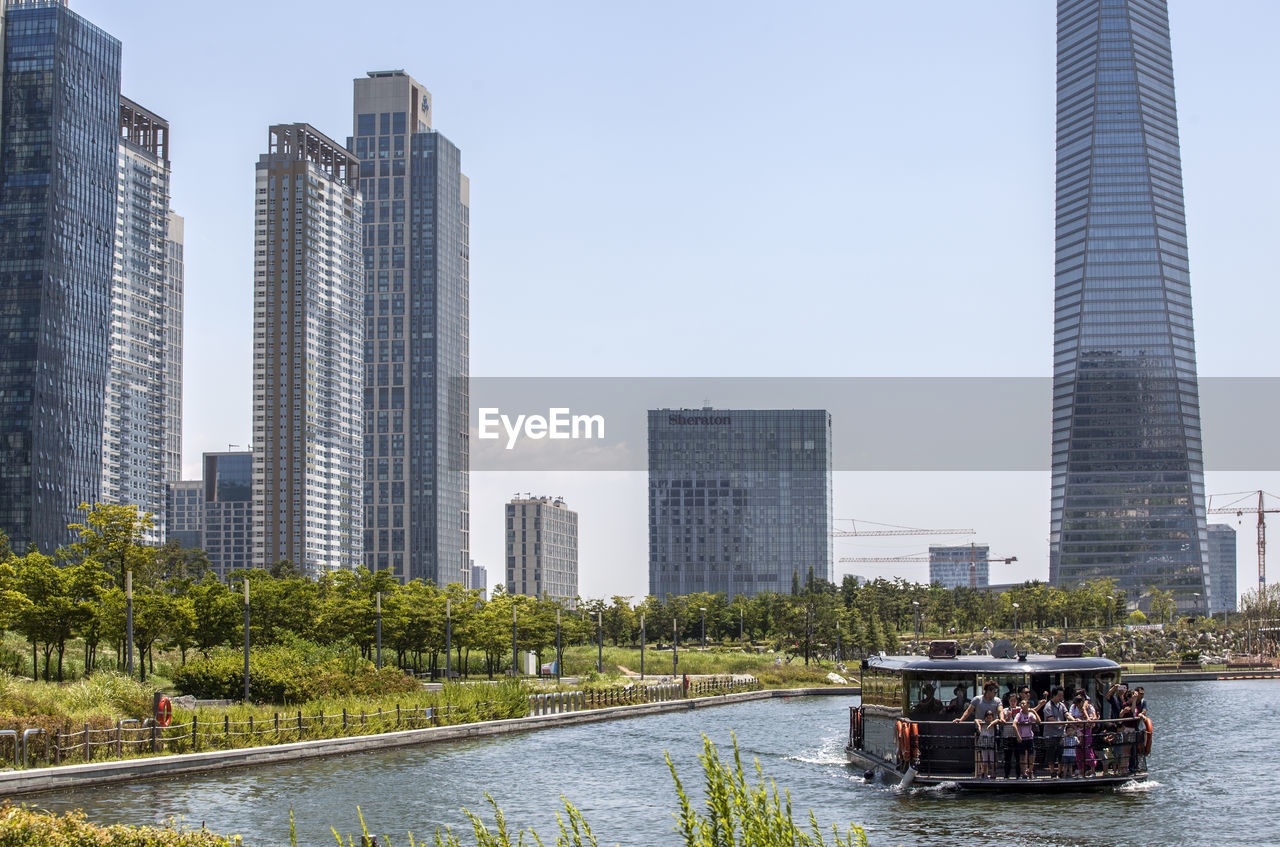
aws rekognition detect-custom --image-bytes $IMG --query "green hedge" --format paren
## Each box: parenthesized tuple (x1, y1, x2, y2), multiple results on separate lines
(0, 804, 239, 846)
(172, 644, 418, 703)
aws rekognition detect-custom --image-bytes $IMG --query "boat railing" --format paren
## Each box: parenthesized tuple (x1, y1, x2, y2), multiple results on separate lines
(883, 716, 1151, 780)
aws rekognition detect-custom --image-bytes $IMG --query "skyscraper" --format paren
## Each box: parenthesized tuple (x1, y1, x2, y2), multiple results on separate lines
(506, 496, 578, 605)
(203, 451, 252, 580)
(252, 124, 363, 575)
(350, 71, 470, 586)
(929, 545, 991, 590)
(103, 98, 179, 542)
(1048, 0, 1209, 612)
(0, 0, 121, 552)
(1205, 524, 1236, 616)
(648, 409, 833, 598)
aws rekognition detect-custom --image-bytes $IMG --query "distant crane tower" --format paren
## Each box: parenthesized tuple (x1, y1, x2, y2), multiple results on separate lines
(839, 547, 1018, 588)
(1207, 490, 1280, 589)
(833, 519, 975, 539)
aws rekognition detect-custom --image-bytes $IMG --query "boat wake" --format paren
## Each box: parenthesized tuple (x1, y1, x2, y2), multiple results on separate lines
(1115, 779, 1162, 793)
(909, 781, 959, 795)
(784, 734, 848, 767)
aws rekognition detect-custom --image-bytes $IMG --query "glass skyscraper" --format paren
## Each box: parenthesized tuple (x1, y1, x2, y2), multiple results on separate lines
(350, 71, 470, 587)
(0, 0, 121, 552)
(1048, 0, 1210, 611)
(203, 451, 252, 581)
(648, 409, 832, 598)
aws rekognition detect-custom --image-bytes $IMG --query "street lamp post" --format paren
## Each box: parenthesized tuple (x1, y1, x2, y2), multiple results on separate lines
(836, 623, 841, 663)
(243, 579, 251, 702)
(672, 617, 678, 678)
(512, 605, 518, 678)
(596, 610, 603, 673)
(556, 608, 562, 681)
(739, 606, 744, 645)
(375, 592, 383, 669)
(445, 596, 452, 680)
(640, 613, 646, 679)
(912, 600, 921, 640)
(700, 607, 707, 648)
(1012, 602, 1020, 633)
(125, 570, 134, 679)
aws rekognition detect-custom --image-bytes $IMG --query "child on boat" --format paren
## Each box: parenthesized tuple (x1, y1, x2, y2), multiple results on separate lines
(975, 708, 998, 778)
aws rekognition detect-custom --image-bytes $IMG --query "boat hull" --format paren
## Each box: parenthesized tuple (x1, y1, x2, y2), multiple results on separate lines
(846, 745, 1148, 791)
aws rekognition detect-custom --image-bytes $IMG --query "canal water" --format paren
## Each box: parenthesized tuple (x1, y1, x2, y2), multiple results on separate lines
(25, 679, 1277, 846)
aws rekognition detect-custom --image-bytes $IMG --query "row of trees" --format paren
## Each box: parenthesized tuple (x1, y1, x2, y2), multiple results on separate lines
(1, 503, 1202, 684)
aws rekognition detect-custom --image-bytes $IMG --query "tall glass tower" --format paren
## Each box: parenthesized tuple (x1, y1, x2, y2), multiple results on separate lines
(350, 71, 470, 587)
(1049, 0, 1209, 611)
(0, 0, 121, 553)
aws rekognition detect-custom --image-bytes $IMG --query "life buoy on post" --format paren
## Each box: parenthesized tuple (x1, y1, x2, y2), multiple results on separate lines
(156, 695, 173, 728)
(1139, 715, 1153, 755)
(910, 722, 920, 764)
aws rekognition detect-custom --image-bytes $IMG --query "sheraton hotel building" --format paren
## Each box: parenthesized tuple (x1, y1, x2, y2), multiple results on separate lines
(648, 409, 833, 599)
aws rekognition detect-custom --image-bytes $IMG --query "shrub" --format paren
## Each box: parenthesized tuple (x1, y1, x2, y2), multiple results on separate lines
(172, 644, 418, 703)
(0, 804, 239, 846)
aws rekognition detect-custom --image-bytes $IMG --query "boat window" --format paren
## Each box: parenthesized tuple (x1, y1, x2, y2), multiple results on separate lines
(861, 667, 904, 709)
(907, 676, 974, 720)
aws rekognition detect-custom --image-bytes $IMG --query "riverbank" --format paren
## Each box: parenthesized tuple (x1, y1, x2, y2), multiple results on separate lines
(0, 685, 859, 797)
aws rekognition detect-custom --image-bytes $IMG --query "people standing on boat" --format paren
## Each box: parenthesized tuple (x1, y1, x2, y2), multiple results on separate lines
(1041, 686, 1069, 778)
(1001, 689, 1021, 778)
(1014, 699, 1041, 779)
(953, 680, 1003, 724)
(975, 708, 999, 778)
(1062, 716, 1080, 776)
(1105, 682, 1129, 720)
(1070, 694, 1096, 776)
(945, 684, 969, 715)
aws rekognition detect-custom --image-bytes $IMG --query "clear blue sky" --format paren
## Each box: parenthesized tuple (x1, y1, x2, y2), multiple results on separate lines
(72, 1, 1280, 600)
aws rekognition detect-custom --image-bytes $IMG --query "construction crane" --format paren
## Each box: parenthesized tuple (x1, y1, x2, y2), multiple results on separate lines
(1207, 490, 1280, 589)
(834, 519, 975, 538)
(839, 547, 1018, 589)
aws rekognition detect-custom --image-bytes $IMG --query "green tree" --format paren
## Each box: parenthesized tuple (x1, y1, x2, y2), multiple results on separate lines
(66, 502, 156, 589)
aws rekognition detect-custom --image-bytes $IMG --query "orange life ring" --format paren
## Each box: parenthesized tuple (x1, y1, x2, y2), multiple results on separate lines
(156, 695, 172, 728)
(910, 722, 920, 762)
(1139, 715, 1153, 755)
(895, 720, 906, 764)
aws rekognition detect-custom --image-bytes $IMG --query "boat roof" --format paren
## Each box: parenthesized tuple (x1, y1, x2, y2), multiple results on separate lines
(866, 653, 1121, 674)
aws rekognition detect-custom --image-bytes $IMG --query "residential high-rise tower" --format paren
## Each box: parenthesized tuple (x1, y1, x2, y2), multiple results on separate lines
(103, 98, 179, 542)
(0, 0, 121, 552)
(350, 71, 470, 586)
(1048, 0, 1210, 612)
(252, 124, 364, 575)
(506, 496, 578, 605)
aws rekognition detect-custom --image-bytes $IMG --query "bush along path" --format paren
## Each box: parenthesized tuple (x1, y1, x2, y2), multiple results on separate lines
(0, 676, 763, 772)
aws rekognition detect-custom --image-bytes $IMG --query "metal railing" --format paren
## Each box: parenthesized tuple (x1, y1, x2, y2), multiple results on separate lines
(0, 677, 763, 772)
(524, 677, 759, 715)
(903, 717, 1150, 779)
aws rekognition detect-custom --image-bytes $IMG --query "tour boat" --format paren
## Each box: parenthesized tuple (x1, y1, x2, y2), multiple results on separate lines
(846, 640, 1151, 790)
